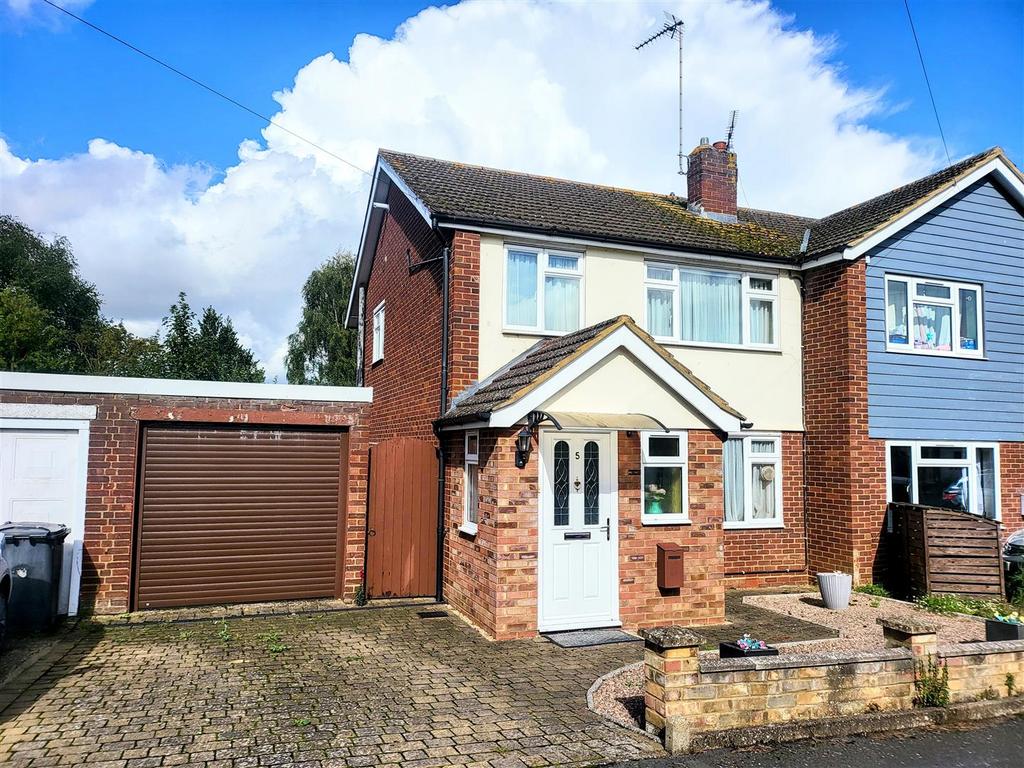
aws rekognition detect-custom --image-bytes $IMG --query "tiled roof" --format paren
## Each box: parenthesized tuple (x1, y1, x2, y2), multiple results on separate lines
(379, 147, 1011, 263)
(439, 315, 744, 425)
(802, 148, 1002, 259)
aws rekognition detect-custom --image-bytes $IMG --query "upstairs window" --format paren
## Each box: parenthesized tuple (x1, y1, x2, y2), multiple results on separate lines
(644, 263, 778, 349)
(884, 275, 983, 357)
(371, 301, 385, 363)
(505, 246, 582, 333)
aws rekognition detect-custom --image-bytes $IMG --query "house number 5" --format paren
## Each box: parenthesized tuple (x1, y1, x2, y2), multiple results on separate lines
(575, 450, 581, 459)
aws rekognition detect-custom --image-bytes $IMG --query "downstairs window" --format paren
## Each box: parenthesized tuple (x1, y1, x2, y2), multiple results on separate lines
(887, 442, 999, 519)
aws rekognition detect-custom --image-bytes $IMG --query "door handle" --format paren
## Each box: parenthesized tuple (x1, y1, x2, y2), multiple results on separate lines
(599, 517, 610, 541)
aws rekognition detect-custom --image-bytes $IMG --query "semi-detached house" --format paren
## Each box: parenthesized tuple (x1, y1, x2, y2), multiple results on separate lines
(347, 139, 1024, 640)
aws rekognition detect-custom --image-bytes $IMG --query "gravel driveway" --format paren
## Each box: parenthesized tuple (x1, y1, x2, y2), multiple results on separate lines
(0, 605, 663, 767)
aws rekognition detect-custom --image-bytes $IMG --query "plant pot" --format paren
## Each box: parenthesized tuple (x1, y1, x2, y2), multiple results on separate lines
(646, 499, 663, 515)
(718, 642, 779, 658)
(817, 571, 853, 610)
(985, 618, 1024, 642)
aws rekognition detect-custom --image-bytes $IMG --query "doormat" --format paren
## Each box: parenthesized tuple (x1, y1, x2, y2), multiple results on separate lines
(417, 610, 449, 619)
(543, 628, 641, 648)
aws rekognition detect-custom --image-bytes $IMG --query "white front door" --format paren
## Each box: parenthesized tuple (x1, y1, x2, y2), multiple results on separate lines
(0, 429, 82, 613)
(538, 431, 618, 632)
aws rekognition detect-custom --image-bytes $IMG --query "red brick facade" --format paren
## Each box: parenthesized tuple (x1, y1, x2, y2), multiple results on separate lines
(3, 389, 370, 614)
(723, 431, 808, 588)
(802, 259, 888, 584)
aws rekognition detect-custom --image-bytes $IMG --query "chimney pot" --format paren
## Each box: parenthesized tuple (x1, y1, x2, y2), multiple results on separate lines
(699, 136, 710, 145)
(712, 140, 728, 150)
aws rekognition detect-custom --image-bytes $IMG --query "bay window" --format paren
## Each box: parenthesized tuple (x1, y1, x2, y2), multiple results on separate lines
(644, 263, 778, 349)
(884, 275, 983, 356)
(505, 246, 582, 333)
(640, 431, 688, 525)
(724, 434, 783, 528)
(887, 442, 999, 519)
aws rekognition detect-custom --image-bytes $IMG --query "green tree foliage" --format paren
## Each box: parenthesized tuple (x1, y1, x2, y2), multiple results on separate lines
(286, 252, 358, 385)
(0, 215, 264, 382)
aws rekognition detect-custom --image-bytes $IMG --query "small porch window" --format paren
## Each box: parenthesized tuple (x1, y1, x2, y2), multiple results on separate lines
(462, 431, 480, 535)
(723, 434, 783, 528)
(371, 301, 385, 363)
(640, 430, 688, 525)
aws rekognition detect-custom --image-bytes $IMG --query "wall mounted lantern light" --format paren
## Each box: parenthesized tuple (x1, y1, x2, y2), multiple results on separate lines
(515, 427, 532, 469)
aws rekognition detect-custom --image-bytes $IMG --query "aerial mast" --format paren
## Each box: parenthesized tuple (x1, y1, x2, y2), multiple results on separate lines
(635, 13, 686, 176)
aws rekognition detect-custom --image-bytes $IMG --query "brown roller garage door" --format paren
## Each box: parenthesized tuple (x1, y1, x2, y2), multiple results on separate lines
(134, 425, 347, 609)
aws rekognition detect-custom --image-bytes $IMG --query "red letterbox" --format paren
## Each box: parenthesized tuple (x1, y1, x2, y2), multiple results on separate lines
(657, 542, 683, 589)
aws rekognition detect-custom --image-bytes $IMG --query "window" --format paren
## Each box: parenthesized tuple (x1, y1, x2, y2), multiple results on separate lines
(505, 245, 582, 333)
(462, 431, 480, 534)
(884, 275, 983, 356)
(644, 263, 778, 349)
(640, 431, 688, 525)
(886, 442, 1000, 520)
(371, 301, 385, 363)
(723, 435, 783, 528)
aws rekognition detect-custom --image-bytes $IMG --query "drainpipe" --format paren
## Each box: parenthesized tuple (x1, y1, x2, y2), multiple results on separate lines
(434, 239, 451, 603)
(795, 273, 812, 579)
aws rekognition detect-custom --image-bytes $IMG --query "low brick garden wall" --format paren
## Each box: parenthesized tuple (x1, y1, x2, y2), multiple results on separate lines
(641, 620, 1024, 753)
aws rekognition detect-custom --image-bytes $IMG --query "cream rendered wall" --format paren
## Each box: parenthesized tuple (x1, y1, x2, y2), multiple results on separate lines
(477, 235, 804, 432)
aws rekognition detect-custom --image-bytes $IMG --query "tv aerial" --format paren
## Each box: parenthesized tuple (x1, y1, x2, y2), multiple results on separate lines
(636, 13, 686, 176)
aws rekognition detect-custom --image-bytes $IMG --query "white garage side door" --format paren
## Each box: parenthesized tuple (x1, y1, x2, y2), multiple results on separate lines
(0, 429, 85, 615)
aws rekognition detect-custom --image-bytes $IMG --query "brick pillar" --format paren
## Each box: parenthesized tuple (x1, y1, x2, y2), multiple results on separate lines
(447, 231, 480, 402)
(640, 627, 705, 753)
(878, 616, 939, 658)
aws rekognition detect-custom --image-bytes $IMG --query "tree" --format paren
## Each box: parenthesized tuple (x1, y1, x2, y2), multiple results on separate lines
(0, 287, 63, 371)
(160, 293, 265, 383)
(286, 251, 358, 386)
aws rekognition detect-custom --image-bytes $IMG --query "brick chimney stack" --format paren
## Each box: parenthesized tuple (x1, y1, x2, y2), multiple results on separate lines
(687, 138, 738, 222)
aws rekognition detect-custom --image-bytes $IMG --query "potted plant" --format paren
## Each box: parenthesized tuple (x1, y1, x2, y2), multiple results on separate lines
(818, 571, 853, 610)
(645, 483, 667, 515)
(719, 633, 779, 658)
(985, 610, 1024, 641)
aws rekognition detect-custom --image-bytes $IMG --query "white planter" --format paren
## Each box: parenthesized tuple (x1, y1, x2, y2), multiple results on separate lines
(817, 571, 853, 611)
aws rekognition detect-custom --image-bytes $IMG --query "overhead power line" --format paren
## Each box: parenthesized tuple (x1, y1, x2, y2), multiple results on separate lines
(41, 0, 371, 176)
(902, 0, 952, 167)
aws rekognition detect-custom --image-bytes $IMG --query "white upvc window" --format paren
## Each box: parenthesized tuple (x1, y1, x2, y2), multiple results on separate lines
(504, 245, 583, 334)
(644, 262, 779, 349)
(884, 274, 983, 357)
(462, 431, 480, 535)
(886, 441, 1000, 520)
(723, 434, 784, 528)
(371, 301, 385, 363)
(640, 430, 689, 525)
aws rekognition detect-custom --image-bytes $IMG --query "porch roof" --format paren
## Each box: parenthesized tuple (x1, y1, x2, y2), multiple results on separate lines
(438, 316, 747, 433)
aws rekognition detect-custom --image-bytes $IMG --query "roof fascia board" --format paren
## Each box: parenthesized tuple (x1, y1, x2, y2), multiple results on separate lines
(378, 157, 434, 226)
(435, 221, 798, 272)
(1, 371, 373, 403)
(842, 156, 1024, 261)
(797, 251, 846, 270)
(487, 326, 742, 432)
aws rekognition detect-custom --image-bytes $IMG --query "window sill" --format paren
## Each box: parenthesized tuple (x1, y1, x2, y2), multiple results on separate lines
(458, 522, 478, 537)
(883, 346, 986, 361)
(502, 327, 575, 338)
(654, 338, 782, 354)
(641, 515, 691, 526)
(723, 521, 785, 530)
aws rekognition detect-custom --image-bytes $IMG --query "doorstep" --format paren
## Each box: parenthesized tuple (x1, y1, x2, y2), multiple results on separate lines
(90, 595, 438, 626)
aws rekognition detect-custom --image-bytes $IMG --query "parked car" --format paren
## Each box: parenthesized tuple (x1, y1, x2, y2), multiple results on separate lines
(0, 533, 11, 647)
(1004, 529, 1024, 600)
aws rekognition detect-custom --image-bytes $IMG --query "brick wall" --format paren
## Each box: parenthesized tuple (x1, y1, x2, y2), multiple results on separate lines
(723, 431, 808, 588)
(619, 430, 726, 628)
(1001, 442, 1024, 541)
(687, 142, 738, 218)
(803, 259, 888, 583)
(3, 389, 369, 614)
(361, 186, 481, 444)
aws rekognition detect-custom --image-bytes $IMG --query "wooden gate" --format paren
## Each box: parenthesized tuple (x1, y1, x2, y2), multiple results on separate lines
(366, 438, 439, 598)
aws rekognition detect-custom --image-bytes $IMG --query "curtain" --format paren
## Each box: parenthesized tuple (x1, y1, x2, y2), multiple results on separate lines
(749, 299, 774, 344)
(647, 287, 674, 337)
(751, 463, 776, 519)
(506, 250, 537, 326)
(544, 275, 580, 332)
(724, 438, 744, 522)
(680, 270, 741, 343)
(913, 304, 952, 350)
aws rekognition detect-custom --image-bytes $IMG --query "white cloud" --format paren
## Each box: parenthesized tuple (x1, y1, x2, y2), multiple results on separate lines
(4, 0, 94, 28)
(0, 0, 943, 381)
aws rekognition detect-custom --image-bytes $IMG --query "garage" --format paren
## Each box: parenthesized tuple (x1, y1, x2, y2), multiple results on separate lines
(1, 372, 371, 615)
(135, 425, 349, 609)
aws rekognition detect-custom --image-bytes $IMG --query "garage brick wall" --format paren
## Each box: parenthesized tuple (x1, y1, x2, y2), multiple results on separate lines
(3, 389, 370, 614)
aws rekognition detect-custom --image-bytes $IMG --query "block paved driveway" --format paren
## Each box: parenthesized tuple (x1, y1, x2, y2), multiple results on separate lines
(0, 606, 663, 767)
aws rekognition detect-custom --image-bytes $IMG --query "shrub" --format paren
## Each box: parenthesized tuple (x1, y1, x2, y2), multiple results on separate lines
(854, 583, 891, 598)
(1007, 569, 1024, 607)
(913, 655, 950, 708)
(915, 593, 1008, 618)
(1007, 673, 1017, 697)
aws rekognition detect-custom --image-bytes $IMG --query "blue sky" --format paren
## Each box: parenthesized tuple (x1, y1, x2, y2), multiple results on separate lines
(1, 0, 1021, 380)
(2, 0, 1020, 171)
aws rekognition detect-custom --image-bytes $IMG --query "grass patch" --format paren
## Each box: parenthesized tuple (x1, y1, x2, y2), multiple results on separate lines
(854, 583, 891, 598)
